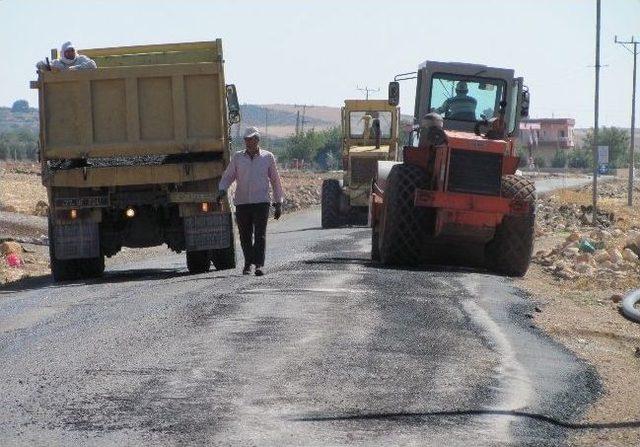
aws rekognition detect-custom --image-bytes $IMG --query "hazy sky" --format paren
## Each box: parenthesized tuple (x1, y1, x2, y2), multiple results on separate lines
(1, 0, 638, 127)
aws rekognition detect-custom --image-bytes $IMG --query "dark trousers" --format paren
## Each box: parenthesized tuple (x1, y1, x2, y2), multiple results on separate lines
(235, 203, 270, 267)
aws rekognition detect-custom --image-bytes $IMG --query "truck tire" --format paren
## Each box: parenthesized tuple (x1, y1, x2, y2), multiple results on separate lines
(186, 250, 211, 274)
(379, 164, 427, 265)
(48, 218, 76, 282)
(321, 179, 342, 228)
(80, 255, 105, 278)
(371, 227, 380, 262)
(211, 245, 236, 271)
(49, 222, 105, 281)
(49, 246, 76, 282)
(485, 175, 536, 277)
(347, 207, 369, 226)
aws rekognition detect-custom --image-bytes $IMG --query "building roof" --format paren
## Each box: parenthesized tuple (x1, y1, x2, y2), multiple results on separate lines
(522, 118, 575, 126)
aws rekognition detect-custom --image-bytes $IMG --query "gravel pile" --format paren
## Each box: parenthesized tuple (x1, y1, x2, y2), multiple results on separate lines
(534, 228, 640, 280)
(536, 197, 614, 236)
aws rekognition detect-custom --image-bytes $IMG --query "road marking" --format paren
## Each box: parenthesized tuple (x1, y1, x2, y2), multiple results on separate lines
(462, 299, 533, 443)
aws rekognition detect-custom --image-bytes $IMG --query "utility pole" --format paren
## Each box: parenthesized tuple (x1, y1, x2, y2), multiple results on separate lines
(357, 85, 380, 100)
(592, 0, 601, 222)
(615, 35, 639, 206)
(301, 105, 307, 133)
(295, 110, 300, 136)
(264, 108, 269, 149)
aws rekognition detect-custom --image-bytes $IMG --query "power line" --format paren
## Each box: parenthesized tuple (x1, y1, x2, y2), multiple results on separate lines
(614, 35, 639, 206)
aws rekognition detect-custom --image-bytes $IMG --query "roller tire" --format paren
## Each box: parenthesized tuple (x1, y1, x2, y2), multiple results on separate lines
(186, 250, 211, 274)
(321, 179, 342, 228)
(379, 164, 427, 266)
(485, 175, 536, 276)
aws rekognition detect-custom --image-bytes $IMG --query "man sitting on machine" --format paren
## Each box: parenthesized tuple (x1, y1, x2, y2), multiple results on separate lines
(437, 81, 477, 120)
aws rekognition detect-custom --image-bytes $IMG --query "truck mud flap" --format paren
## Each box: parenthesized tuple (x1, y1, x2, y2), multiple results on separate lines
(184, 212, 232, 251)
(53, 221, 100, 260)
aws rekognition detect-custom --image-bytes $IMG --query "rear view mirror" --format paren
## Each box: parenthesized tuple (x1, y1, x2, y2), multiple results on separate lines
(226, 84, 241, 124)
(388, 81, 400, 106)
(520, 86, 530, 118)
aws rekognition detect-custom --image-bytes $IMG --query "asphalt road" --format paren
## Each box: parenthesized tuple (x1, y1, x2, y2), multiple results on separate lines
(0, 179, 600, 446)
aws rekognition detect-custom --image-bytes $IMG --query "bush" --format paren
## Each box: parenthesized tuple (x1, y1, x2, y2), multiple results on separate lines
(568, 149, 592, 168)
(534, 156, 547, 169)
(551, 151, 566, 168)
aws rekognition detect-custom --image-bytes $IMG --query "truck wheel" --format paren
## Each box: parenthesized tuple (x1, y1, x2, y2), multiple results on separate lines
(379, 164, 427, 265)
(485, 175, 536, 276)
(50, 251, 76, 282)
(211, 245, 236, 271)
(48, 218, 76, 282)
(186, 250, 211, 274)
(371, 228, 380, 262)
(347, 208, 369, 226)
(321, 179, 342, 228)
(80, 255, 105, 278)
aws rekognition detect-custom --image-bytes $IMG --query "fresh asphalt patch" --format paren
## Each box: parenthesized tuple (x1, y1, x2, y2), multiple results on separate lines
(0, 209, 601, 445)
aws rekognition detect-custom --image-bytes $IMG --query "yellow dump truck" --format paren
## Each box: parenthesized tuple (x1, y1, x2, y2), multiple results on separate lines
(31, 40, 240, 281)
(321, 99, 399, 227)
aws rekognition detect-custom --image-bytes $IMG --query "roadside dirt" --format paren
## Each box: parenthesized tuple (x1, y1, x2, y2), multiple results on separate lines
(517, 179, 640, 446)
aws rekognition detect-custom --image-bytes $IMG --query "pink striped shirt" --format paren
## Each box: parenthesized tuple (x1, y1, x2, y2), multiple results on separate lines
(219, 149, 284, 205)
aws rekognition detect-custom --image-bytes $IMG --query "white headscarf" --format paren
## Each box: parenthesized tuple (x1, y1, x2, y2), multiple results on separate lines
(60, 41, 76, 64)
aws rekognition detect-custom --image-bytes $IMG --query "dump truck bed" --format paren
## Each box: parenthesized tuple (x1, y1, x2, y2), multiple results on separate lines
(35, 40, 228, 172)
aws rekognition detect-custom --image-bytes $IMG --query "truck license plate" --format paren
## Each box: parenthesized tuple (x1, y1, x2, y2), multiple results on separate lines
(54, 196, 110, 209)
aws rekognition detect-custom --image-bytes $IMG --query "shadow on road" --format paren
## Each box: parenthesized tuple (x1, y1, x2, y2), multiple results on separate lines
(270, 226, 323, 234)
(296, 409, 640, 430)
(0, 268, 199, 293)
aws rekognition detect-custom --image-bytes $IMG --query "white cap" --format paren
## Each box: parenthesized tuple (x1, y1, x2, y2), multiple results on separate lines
(243, 126, 260, 139)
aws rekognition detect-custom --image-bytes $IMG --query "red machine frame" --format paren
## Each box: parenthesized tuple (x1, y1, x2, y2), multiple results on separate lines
(370, 131, 529, 243)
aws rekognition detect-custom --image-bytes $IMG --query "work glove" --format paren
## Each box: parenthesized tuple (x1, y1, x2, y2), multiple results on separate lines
(273, 203, 282, 220)
(216, 189, 227, 204)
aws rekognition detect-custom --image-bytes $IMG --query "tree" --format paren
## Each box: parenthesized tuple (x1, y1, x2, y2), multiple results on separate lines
(283, 129, 325, 163)
(314, 127, 341, 169)
(0, 129, 38, 160)
(583, 127, 630, 169)
(282, 126, 342, 169)
(11, 100, 29, 113)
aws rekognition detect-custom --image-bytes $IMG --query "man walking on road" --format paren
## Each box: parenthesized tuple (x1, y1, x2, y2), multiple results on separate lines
(217, 127, 283, 276)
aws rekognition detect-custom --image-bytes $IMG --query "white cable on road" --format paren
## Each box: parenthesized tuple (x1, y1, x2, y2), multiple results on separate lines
(622, 289, 640, 323)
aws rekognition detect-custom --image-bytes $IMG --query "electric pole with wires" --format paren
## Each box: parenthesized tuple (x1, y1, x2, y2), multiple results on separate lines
(592, 0, 601, 223)
(357, 85, 380, 100)
(615, 35, 639, 206)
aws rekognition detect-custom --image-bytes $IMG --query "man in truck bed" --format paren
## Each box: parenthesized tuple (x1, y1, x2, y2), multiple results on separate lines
(36, 41, 97, 72)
